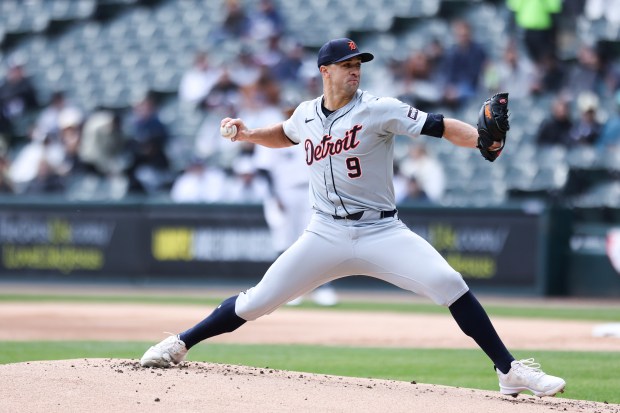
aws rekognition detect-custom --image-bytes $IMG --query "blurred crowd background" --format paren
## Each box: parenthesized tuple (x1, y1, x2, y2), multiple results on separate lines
(0, 0, 619, 215)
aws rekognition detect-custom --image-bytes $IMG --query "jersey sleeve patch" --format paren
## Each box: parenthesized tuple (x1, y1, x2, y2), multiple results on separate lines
(375, 97, 427, 137)
(407, 106, 419, 120)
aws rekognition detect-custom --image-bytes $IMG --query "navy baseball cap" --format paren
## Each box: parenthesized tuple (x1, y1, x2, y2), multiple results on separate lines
(317, 38, 374, 68)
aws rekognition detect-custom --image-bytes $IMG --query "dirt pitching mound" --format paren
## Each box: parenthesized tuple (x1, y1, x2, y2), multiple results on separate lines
(1, 359, 617, 413)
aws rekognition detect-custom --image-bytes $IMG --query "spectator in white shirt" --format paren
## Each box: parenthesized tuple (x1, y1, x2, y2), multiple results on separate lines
(224, 155, 269, 204)
(170, 157, 227, 203)
(179, 51, 224, 107)
(399, 143, 446, 203)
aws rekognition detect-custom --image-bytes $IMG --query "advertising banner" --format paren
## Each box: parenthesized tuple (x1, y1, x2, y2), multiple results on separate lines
(0, 203, 545, 292)
(398, 209, 539, 288)
(0, 207, 145, 276)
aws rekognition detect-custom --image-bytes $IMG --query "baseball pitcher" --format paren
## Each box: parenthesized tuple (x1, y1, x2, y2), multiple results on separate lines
(141, 38, 565, 399)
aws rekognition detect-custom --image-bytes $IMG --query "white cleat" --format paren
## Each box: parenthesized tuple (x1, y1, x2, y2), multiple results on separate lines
(140, 334, 188, 368)
(497, 358, 566, 398)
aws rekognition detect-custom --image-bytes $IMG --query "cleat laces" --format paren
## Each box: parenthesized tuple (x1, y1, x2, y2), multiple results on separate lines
(514, 358, 545, 379)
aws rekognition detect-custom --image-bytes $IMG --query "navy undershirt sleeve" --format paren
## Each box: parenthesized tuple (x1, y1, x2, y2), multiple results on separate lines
(421, 113, 445, 138)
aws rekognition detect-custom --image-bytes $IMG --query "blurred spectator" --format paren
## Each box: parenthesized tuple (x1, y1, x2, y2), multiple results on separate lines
(568, 92, 602, 147)
(214, 0, 252, 42)
(596, 91, 620, 153)
(179, 51, 224, 107)
(202, 68, 241, 111)
(393, 163, 409, 205)
(237, 74, 284, 131)
(248, 0, 284, 41)
(223, 155, 269, 203)
(7, 108, 78, 192)
(562, 0, 586, 18)
(399, 176, 431, 204)
(399, 144, 446, 203)
(538, 53, 567, 93)
(9, 131, 53, 192)
(195, 71, 282, 171)
(269, 41, 306, 84)
(0, 61, 39, 118)
(24, 158, 65, 195)
(441, 20, 487, 109)
(396, 51, 443, 111)
(484, 41, 539, 99)
(228, 48, 262, 88)
(194, 103, 240, 167)
(255, 35, 286, 72)
(535, 96, 573, 146)
(0, 110, 11, 151)
(585, 0, 620, 25)
(126, 93, 172, 193)
(507, 0, 562, 66)
(195, 69, 241, 167)
(79, 109, 128, 176)
(425, 38, 446, 70)
(207, 73, 284, 167)
(564, 44, 610, 99)
(170, 157, 227, 203)
(298, 67, 323, 101)
(19, 107, 90, 195)
(34, 91, 76, 142)
(56, 107, 87, 177)
(0, 154, 14, 193)
(601, 50, 620, 98)
(0, 61, 39, 143)
(255, 140, 309, 251)
(252, 94, 302, 252)
(584, 0, 603, 20)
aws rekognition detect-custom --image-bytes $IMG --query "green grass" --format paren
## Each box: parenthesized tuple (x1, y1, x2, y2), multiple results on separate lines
(0, 341, 617, 404)
(2, 292, 619, 404)
(1, 292, 619, 321)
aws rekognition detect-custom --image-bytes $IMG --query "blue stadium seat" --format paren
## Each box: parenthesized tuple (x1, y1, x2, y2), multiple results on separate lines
(566, 146, 599, 170)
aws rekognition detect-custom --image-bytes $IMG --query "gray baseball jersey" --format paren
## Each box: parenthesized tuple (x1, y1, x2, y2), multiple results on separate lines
(282, 89, 427, 217)
(235, 89, 468, 320)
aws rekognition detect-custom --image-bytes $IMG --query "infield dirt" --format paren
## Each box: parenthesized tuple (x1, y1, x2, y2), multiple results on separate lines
(0, 285, 619, 412)
(1, 358, 619, 413)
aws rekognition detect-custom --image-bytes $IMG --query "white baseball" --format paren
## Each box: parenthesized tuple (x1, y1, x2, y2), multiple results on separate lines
(220, 124, 238, 139)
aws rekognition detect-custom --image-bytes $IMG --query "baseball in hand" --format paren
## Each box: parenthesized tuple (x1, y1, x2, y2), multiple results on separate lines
(220, 124, 238, 139)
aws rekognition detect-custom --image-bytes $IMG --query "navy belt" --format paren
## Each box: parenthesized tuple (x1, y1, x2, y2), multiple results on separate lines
(332, 209, 397, 221)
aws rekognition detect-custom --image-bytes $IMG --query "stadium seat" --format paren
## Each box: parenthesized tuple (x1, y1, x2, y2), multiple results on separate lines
(566, 146, 599, 170)
(602, 148, 620, 172)
(573, 180, 620, 208)
(0, 0, 614, 206)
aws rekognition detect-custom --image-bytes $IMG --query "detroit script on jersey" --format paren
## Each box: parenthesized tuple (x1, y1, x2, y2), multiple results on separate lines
(283, 90, 428, 216)
(304, 124, 362, 164)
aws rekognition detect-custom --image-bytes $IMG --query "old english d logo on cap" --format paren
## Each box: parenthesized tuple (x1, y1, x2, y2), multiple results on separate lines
(317, 38, 374, 67)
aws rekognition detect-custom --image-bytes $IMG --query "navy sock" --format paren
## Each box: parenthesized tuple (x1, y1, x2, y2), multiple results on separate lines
(179, 295, 247, 349)
(449, 291, 514, 374)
